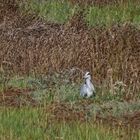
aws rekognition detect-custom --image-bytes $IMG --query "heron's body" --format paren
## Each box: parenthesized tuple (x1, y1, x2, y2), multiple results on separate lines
(80, 72, 96, 98)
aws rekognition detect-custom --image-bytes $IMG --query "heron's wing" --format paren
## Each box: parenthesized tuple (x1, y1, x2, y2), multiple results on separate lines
(80, 84, 87, 96)
(90, 82, 96, 93)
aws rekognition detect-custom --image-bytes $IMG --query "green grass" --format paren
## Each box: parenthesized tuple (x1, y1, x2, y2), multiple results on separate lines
(20, 0, 140, 26)
(85, 4, 140, 27)
(0, 108, 135, 140)
(21, 0, 78, 24)
(0, 107, 139, 140)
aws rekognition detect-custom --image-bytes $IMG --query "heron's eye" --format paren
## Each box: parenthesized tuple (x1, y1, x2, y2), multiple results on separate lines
(84, 72, 90, 77)
(87, 73, 90, 75)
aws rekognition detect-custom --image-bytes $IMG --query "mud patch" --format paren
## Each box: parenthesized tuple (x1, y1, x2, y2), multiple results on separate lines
(47, 102, 87, 122)
(46, 101, 140, 129)
(122, 112, 140, 129)
(0, 87, 36, 107)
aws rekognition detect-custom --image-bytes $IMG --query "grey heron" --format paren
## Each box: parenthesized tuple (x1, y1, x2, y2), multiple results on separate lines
(80, 72, 96, 98)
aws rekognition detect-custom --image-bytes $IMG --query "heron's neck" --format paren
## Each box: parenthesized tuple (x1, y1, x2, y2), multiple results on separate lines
(85, 78, 91, 86)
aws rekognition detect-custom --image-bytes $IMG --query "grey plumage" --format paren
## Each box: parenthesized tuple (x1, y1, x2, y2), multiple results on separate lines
(80, 72, 96, 98)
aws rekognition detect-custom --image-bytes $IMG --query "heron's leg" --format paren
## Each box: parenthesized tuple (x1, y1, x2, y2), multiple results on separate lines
(84, 93, 87, 98)
(93, 92, 96, 97)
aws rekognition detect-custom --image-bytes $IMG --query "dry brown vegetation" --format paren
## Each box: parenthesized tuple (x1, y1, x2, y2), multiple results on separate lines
(0, 87, 36, 106)
(0, 1, 140, 94)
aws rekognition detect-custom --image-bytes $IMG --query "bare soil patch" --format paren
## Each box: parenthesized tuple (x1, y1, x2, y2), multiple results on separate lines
(47, 101, 140, 129)
(96, 112, 140, 130)
(0, 87, 36, 107)
(47, 102, 86, 122)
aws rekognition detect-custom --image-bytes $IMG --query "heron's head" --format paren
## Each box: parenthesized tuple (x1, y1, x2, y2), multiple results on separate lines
(84, 71, 91, 80)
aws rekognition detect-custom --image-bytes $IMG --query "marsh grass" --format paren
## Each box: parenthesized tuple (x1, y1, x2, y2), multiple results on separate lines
(1, 74, 139, 104)
(21, 0, 140, 26)
(0, 75, 128, 103)
(0, 75, 140, 139)
(0, 108, 133, 140)
(1, 75, 140, 109)
(0, 1, 140, 139)
(0, 107, 139, 140)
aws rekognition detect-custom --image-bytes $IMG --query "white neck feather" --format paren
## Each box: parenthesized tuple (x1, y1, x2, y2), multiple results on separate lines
(85, 78, 91, 86)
